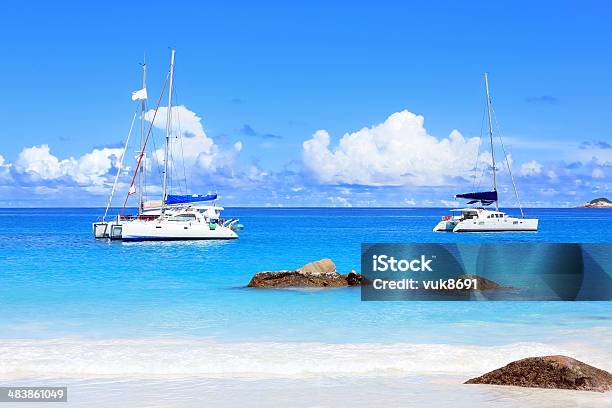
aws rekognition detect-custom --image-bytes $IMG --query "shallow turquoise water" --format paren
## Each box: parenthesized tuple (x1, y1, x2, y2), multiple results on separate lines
(0, 207, 610, 345)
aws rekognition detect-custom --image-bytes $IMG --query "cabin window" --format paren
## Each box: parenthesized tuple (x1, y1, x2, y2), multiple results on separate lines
(168, 214, 197, 222)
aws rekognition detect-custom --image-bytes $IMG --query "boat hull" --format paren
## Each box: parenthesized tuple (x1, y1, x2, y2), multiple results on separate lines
(432, 220, 458, 232)
(92, 221, 123, 239)
(121, 220, 238, 241)
(452, 218, 538, 232)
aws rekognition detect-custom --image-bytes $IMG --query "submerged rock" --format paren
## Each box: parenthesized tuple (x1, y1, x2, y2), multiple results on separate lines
(465, 355, 612, 392)
(247, 259, 363, 288)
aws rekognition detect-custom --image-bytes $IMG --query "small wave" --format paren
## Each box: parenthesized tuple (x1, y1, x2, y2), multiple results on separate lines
(0, 338, 607, 380)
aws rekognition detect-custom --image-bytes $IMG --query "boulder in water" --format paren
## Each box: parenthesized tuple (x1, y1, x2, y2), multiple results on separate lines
(247, 259, 363, 288)
(465, 355, 612, 392)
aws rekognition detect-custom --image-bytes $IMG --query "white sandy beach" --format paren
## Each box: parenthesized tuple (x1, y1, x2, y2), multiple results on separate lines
(0, 337, 610, 407)
(1, 376, 610, 407)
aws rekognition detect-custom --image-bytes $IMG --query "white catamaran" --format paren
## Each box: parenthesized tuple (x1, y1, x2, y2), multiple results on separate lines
(433, 73, 538, 233)
(94, 49, 241, 241)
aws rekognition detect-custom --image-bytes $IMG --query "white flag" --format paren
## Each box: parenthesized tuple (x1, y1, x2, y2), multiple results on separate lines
(128, 184, 136, 195)
(131, 87, 148, 101)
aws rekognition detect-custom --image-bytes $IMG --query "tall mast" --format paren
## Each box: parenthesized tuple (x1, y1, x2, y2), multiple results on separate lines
(161, 49, 176, 214)
(484, 72, 499, 210)
(138, 58, 147, 214)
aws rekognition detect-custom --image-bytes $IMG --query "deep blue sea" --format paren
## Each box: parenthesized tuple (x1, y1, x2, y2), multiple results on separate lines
(1, 207, 610, 346)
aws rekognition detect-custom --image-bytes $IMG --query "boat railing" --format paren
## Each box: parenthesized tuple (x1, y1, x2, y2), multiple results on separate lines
(118, 214, 159, 221)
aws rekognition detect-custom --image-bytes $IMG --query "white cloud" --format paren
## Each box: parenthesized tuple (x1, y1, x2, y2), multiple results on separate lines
(145, 105, 241, 172)
(16, 145, 69, 180)
(520, 160, 543, 176)
(0, 154, 11, 182)
(302, 110, 481, 186)
(440, 199, 459, 207)
(592, 168, 605, 179)
(14, 144, 122, 188)
(327, 196, 352, 207)
(575, 146, 612, 166)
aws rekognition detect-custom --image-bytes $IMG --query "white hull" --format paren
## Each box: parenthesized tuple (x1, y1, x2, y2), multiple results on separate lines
(121, 219, 237, 241)
(92, 221, 123, 239)
(432, 220, 457, 232)
(452, 217, 538, 232)
(433, 208, 538, 233)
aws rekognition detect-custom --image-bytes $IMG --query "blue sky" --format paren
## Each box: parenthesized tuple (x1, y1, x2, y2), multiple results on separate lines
(0, 1, 611, 207)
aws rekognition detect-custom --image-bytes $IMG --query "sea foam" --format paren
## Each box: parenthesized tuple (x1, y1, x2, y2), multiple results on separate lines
(0, 338, 607, 380)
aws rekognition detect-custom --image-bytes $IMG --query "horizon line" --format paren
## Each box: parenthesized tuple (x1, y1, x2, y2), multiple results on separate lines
(0, 206, 593, 210)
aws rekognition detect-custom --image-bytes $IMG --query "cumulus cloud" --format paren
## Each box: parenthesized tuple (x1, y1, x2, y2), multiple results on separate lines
(145, 105, 241, 173)
(13, 144, 123, 189)
(0, 105, 249, 206)
(327, 196, 352, 207)
(0, 154, 11, 182)
(574, 140, 612, 166)
(519, 160, 543, 177)
(302, 110, 481, 186)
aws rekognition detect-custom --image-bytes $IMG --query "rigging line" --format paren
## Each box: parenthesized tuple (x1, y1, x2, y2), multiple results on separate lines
(473, 99, 487, 191)
(491, 105, 525, 218)
(173, 85, 189, 194)
(120, 72, 170, 216)
(170, 141, 177, 194)
(143, 100, 149, 202)
(140, 96, 148, 205)
(149, 124, 163, 178)
(471, 78, 488, 192)
(103, 108, 139, 221)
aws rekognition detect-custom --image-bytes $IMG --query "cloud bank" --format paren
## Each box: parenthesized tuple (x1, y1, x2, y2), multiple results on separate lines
(302, 110, 481, 186)
(0, 106, 610, 207)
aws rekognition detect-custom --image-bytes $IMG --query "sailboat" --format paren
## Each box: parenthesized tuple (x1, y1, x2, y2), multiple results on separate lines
(93, 50, 241, 240)
(92, 59, 149, 239)
(433, 73, 539, 232)
(119, 49, 239, 241)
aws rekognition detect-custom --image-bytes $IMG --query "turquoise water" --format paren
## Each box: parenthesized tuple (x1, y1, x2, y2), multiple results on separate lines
(1, 207, 610, 346)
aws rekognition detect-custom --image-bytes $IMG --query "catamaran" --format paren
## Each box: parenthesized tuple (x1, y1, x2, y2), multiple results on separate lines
(120, 49, 239, 241)
(433, 73, 538, 233)
(94, 49, 241, 240)
(92, 58, 149, 240)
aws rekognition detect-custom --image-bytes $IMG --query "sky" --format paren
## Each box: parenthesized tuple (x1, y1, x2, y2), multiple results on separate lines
(0, 0, 611, 207)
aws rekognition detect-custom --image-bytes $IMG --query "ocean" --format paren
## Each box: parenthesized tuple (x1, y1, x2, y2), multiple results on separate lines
(0, 207, 611, 407)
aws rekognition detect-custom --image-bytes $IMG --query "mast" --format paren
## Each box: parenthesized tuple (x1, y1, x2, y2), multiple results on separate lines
(161, 48, 175, 214)
(138, 58, 147, 214)
(484, 72, 499, 210)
